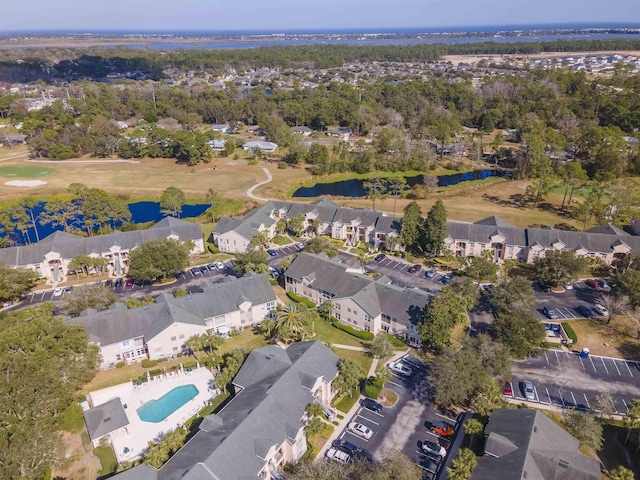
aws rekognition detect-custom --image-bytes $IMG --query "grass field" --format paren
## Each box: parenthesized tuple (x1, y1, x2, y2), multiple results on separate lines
(569, 317, 640, 359)
(0, 164, 54, 177)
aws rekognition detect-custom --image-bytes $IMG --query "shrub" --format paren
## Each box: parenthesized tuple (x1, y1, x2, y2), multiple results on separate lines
(286, 291, 316, 308)
(58, 403, 85, 433)
(331, 319, 375, 341)
(278, 162, 288, 169)
(386, 334, 407, 347)
(404, 252, 416, 263)
(149, 368, 162, 376)
(248, 159, 259, 166)
(207, 243, 219, 254)
(115, 361, 125, 368)
(364, 376, 382, 399)
(332, 421, 339, 425)
(174, 288, 188, 297)
(562, 322, 578, 344)
(141, 359, 158, 368)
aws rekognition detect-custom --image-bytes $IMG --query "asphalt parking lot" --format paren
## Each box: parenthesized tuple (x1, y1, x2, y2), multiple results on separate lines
(532, 280, 606, 320)
(362, 255, 444, 293)
(331, 355, 466, 479)
(510, 349, 640, 414)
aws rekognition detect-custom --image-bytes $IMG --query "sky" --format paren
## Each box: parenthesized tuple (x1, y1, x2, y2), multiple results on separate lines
(2, 0, 640, 33)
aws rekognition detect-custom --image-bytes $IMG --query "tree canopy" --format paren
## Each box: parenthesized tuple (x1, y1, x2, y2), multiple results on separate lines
(128, 238, 190, 281)
(0, 261, 38, 302)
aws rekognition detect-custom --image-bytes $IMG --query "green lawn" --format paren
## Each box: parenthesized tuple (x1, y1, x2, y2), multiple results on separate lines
(0, 165, 54, 177)
(271, 234, 291, 246)
(218, 328, 269, 356)
(93, 446, 117, 476)
(305, 422, 335, 460)
(334, 348, 373, 373)
(334, 392, 362, 413)
(312, 319, 367, 348)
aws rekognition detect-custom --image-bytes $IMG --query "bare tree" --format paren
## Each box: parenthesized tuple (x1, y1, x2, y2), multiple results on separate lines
(592, 392, 616, 418)
(596, 292, 629, 324)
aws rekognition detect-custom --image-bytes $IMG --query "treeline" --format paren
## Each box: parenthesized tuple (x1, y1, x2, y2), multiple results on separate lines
(2, 39, 640, 80)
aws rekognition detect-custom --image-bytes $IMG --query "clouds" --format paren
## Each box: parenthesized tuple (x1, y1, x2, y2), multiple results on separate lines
(1, 0, 639, 32)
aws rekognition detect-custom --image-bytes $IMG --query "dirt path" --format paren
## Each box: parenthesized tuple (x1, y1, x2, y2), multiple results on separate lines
(52, 431, 101, 480)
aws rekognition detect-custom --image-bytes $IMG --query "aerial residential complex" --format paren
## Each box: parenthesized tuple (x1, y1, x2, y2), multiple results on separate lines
(0, 217, 204, 284)
(285, 252, 430, 344)
(112, 341, 340, 480)
(213, 198, 640, 267)
(68, 274, 277, 368)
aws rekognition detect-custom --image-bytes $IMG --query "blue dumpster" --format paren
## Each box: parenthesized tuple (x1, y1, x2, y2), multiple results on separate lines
(581, 348, 590, 358)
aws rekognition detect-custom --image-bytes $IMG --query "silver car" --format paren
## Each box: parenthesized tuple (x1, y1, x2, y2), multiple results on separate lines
(523, 381, 535, 401)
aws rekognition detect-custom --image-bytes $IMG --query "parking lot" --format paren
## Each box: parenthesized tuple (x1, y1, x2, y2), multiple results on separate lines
(330, 355, 466, 479)
(532, 280, 606, 320)
(362, 255, 444, 293)
(510, 349, 640, 413)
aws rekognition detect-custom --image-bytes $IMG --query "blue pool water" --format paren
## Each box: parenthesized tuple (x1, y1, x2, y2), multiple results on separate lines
(137, 384, 199, 423)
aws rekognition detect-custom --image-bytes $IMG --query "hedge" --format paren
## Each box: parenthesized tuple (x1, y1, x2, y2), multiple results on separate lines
(561, 322, 578, 344)
(331, 319, 375, 341)
(207, 243, 219, 254)
(141, 359, 158, 368)
(364, 376, 383, 399)
(286, 291, 316, 308)
(386, 334, 407, 347)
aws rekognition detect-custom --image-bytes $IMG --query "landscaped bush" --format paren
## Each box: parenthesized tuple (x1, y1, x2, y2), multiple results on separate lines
(115, 361, 125, 368)
(286, 291, 316, 308)
(248, 159, 259, 165)
(405, 252, 416, 263)
(386, 334, 407, 347)
(174, 288, 188, 297)
(331, 319, 375, 341)
(149, 368, 162, 376)
(278, 162, 288, 169)
(207, 243, 219, 254)
(364, 376, 383, 399)
(562, 322, 578, 344)
(141, 359, 158, 368)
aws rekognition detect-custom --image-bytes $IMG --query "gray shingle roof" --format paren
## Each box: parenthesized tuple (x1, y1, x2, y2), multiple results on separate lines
(0, 218, 201, 267)
(84, 397, 129, 441)
(585, 223, 630, 236)
(110, 464, 158, 480)
(153, 341, 339, 480)
(471, 409, 600, 480)
(67, 275, 276, 347)
(446, 221, 528, 246)
(474, 216, 516, 228)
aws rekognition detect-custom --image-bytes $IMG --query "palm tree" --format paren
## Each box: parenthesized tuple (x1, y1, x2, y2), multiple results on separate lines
(319, 301, 335, 321)
(186, 335, 203, 361)
(275, 303, 309, 344)
(202, 330, 224, 357)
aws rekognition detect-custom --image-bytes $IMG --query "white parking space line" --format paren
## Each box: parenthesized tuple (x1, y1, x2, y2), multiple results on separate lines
(558, 390, 566, 408)
(388, 380, 404, 388)
(356, 415, 379, 426)
(570, 391, 577, 406)
(546, 388, 552, 405)
(579, 355, 586, 370)
(625, 361, 634, 377)
(345, 431, 368, 442)
(583, 394, 591, 409)
(544, 352, 549, 365)
(600, 357, 609, 374)
(589, 355, 597, 372)
(533, 386, 540, 402)
(613, 359, 622, 376)
(554, 350, 560, 363)
(623, 399, 630, 414)
(425, 430, 440, 439)
(563, 308, 576, 319)
(40, 292, 46, 301)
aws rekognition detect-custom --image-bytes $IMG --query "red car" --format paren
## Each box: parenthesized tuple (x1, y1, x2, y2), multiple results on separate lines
(125, 279, 134, 287)
(503, 381, 513, 397)
(585, 279, 600, 289)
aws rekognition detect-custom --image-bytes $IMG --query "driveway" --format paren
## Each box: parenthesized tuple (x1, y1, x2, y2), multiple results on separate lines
(510, 349, 640, 414)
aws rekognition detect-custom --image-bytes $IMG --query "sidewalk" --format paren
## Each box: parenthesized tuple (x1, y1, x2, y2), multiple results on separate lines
(316, 348, 411, 461)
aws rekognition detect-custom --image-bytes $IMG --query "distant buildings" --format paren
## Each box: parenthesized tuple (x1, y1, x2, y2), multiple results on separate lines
(243, 140, 278, 153)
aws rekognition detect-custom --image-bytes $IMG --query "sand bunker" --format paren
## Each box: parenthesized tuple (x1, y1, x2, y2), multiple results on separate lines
(4, 180, 48, 187)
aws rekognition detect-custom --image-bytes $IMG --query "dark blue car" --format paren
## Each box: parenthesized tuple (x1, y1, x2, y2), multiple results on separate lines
(266, 249, 278, 257)
(577, 305, 593, 318)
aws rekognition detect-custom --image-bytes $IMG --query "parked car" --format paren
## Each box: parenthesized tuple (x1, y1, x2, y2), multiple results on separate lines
(563, 282, 573, 290)
(598, 279, 610, 289)
(537, 279, 551, 293)
(503, 381, 513, 396)
(348, 422, 373, 439)
(215, 261, 225, 271)
(207, 263, 217, 271)
(593, 304, 609, 317)
(577, 305, 593, 318)
(422, 440, 447, 457)
(585, 279, 600, 289)
(64, 286, 74, 293)
(199, 266, 208, 274)
(408, 264, 422, 274)
(267, 266, 279, 278)
(425, 268, 438, 278)
(115, 278, 123, 288)
(388, 361, 412, 376)
(295, 242, 304, 249)
(429, 421, 455, 437)
(522, 381, 536, 400)
(52, 287, 63, 297)
(2, 301, 13, 308)
(374, 253, 386, 262)
(105, 280, 113, 288)
(331, 439, 360, 457)
(325, 448, 350, 464)
(441, 274, 452, 284)
(361, 398, 383, 414)
(266, 249, 278, 257)
(543, 306, 559, 319)
(191, 267, 201, 276)
(125, 279, 134, 287)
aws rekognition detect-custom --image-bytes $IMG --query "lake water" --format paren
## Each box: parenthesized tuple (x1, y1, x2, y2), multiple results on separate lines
(292, 169, 511, 198)
(2, 201, 209, 246)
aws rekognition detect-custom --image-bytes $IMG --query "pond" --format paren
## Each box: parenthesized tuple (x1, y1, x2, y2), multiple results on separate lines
(292, 169, 511, 198)
(2, 201, 210, 246)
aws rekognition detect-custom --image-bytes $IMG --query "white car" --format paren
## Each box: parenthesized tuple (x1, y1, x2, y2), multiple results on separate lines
(388, 361, 412, 377)
(52, 288, 63, 297)
(295, 242, 304, 249)
(523, 381, 536, 401)
(215, 262, 225, 271)
(422, 440, 447, 457)
(2, 301, 13, 308)
(325, 447, 350, 464)
(593, 304, 609, 317)
(348, 422, 373, 439)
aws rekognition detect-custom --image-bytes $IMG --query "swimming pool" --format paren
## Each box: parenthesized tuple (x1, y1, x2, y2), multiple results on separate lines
(137, 384, 199, 423)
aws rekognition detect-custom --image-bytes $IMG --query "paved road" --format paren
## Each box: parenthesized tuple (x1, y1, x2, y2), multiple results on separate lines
(510, 349, 640, 414)
(246, 167, 272, 201)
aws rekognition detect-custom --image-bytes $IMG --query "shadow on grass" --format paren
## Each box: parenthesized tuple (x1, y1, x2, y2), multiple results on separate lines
(618, 340, 640, 362)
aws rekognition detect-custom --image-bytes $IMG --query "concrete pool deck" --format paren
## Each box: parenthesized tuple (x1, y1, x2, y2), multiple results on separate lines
(87, 367, 218, 463)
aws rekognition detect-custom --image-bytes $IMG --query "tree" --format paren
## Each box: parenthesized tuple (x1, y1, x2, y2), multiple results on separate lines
(419, 286, 469, 353)
(143, 427, 187, 468)
(333, 358, 365, 397)
(63, 284, 117, 316)
(624, 399, 640, 443)
(305, 417, 325, 438)
(492, 309, 546, 358)
(363, 177, 388, 211)
(592, 392, 616, 419)
(0, 304, 97, 479)
(446, 448, 477, 480)
(557, 162, 588, 211)
(275, 303, 309, 344)
(563, 411, 603, 450)
(609, 466, 635, 480)
(612, 270, 640, 308)
(186, 335, 203, 361)
(463, 253, 498, 283)
(19, 196, 42, 242)
(303, 237, 338, 258)
(534, 250, 588, 287)
(464, 418, 484, 450)
(388, 177, 408, 218)
(376, 366, 393, 389)
(370, 333, 394, 358)
(159, 186, 185, 218)
(400, 201, 422, 249)
(595, 292, 629, 324)
(204, 188, 222, 222)
(421, 199, 447, 255)
(248, 230, 270, 250)
(288, 214, 306, 237)
(0, 261, 37, 302)
(232, 249, 269, 275)
(489, 276, 536, 312)
(306, 402, 325, 419)
(128, 239, 190, 281)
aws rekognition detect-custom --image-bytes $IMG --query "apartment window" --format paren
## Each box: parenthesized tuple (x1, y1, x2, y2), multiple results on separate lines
(172, 346, 179, 352)
(364, 325, 370, 332)
(335, 304, 341, 310)
(364, 314, 371, 323)
(136, 348, 146, 356)
(480, 243, 486, 248)
(347, 307, 352, 313)
(353, 310, 358, 316)
(381, 325, 389, 332)
(170, 336, 177, 342)
(381, 314, 391, 324)
(121, 340, 131, 348)
(116, 354, 121, 361)
(335, 313, 340, 320)
(179, 334, 185, 340)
